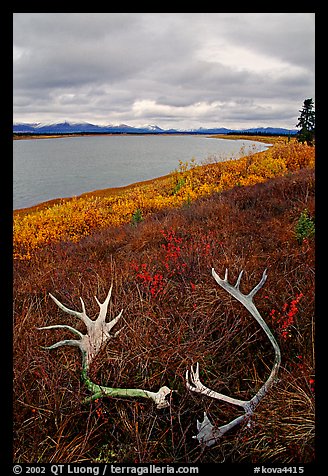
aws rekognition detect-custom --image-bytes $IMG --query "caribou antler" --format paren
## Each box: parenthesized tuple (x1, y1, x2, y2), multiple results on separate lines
(186, 268, 281, 446)
(38, 285, 123, 369)
(38, 286, 173, 409)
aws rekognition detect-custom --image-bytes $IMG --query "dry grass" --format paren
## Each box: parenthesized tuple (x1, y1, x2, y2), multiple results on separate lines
(13, 166, 315, 463)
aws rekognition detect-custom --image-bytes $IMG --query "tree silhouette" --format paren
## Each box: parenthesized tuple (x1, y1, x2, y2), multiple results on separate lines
(296, 98, 315, 145)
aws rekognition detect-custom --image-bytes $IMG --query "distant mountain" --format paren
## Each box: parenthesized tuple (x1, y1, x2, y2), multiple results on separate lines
(235, 127, 298, 135)
(13, 121, 298, 136)
(13, 122, 42, 133)
(139, 124, 165, 132)
(13, 121, 167, 134)
(191, 126, 233, 134)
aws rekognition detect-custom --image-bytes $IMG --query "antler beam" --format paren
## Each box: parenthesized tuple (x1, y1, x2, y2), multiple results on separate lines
(186, 268, 281, 446)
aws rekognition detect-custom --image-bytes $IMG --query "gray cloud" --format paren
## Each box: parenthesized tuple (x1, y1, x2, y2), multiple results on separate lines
(13, 13, 315, 129)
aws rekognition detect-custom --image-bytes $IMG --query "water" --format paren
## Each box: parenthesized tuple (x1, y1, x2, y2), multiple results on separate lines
(13, 135, 269, 210)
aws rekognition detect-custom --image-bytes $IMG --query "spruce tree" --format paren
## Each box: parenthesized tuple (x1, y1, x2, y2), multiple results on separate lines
(296, 98, 315, 145)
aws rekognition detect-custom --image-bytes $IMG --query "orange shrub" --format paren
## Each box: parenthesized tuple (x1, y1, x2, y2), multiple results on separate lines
(271, 142, 315, 171)
(13, 139, 315, 260)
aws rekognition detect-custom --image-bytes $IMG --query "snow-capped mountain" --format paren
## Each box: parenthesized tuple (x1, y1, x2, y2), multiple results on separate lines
(138, 124, 165, 132)
(13, 121, 298, 136)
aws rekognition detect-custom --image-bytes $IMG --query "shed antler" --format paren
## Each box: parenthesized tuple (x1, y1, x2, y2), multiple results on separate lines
(38, 286, 172, 409)
(39, 285, 123, 369)
(186, 268, 281, 446)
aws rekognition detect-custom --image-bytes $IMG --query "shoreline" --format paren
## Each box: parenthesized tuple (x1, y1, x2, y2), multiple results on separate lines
(13, 132, 220, 141)
(13, 132, 280, 143)
(13, 170, 175, 216)
(13, 134, 279, 216)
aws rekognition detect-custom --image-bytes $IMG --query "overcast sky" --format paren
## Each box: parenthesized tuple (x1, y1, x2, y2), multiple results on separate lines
(13, 13, 315, 130)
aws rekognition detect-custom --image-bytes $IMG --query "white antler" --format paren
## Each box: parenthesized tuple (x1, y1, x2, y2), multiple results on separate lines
(186, 268, 281, 446)
(38, 286, 174, 408)
(38, 285, 123, 369)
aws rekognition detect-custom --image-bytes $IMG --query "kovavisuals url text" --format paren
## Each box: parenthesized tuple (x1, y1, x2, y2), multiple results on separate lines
(50, 465, 199, 475)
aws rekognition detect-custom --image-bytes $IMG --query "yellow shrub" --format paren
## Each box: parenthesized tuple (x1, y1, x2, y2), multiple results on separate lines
(271, 142, 315, 170)
(248, 155, 287, 179)
(238, 174, 266, 187)
(13, 139, 315, 260)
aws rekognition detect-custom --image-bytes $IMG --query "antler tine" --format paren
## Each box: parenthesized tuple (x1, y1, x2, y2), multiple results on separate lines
(41, 339, 82, 352)
(37, 324, 84, 339)
(212, 268, 267, 302)
(105, 308, 124, 335)
(235, 270, 244, 290)
(49, 293, 93, 327)
(247, 268, 267, 299)
(185, 362, 202, 393)
(94, 284, 113, 323)
(186, 362, 249, 408)
(37, 324, 84, 355)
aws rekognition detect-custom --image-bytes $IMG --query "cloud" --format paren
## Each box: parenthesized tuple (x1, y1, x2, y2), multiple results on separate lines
(13, 13, 315, 129)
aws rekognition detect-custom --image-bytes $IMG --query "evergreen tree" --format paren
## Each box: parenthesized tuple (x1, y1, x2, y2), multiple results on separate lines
(296, 98, 315, 145)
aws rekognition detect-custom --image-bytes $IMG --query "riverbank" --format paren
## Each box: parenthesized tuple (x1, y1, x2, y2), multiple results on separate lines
(13, 170, 176, 217)
(14, 134, 283, 216)
(13, 139, 314, 260)
(13, 132, 288, 142)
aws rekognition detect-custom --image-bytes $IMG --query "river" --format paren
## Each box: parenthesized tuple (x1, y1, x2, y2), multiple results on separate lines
(13, 134, 269, 209)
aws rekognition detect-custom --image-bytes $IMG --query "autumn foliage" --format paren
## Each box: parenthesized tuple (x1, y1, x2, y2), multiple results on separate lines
(14, 139, 314, 260)
(13, 137, 315, 464)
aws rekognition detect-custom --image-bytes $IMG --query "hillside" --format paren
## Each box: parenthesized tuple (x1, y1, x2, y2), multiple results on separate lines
(13, 140, 315, 464)
(13, 138, 314, 260)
